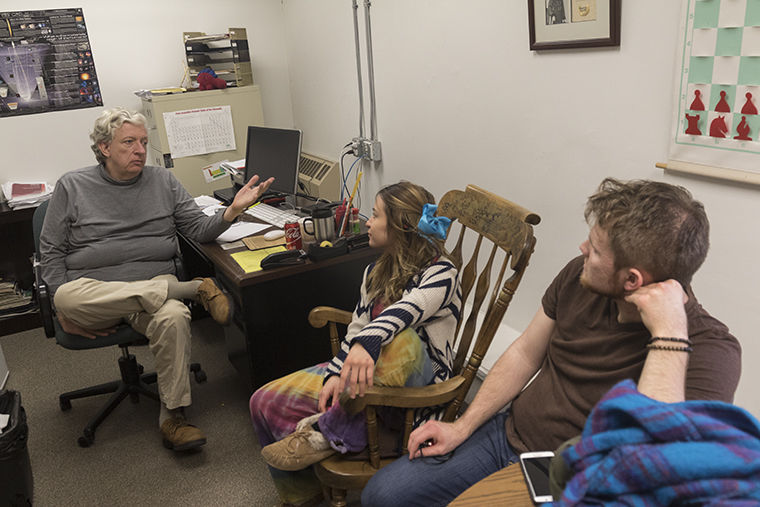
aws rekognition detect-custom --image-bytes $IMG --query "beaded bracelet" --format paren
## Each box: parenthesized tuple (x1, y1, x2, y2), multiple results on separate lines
(647, 343, 693, 353)
(648, 336, 693, 346)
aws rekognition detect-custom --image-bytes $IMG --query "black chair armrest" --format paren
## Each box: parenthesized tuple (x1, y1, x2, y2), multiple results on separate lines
(33, 253, 56, 338)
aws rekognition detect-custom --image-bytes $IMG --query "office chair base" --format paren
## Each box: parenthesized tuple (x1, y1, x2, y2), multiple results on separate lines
(60, 353, 207, 447)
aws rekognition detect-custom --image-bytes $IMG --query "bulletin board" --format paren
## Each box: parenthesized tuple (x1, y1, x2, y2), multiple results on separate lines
(0, 8, 103, 117)
(667, 0, 760, 185)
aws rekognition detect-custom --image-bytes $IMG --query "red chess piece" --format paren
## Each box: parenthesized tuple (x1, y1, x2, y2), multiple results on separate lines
(741, 92, 758, 115)
(685, 113, 701, 135)
(689, 90, 705, 110)
(734, 116, 752, 140)
(715, 90, 731, 112)
(709, 116, 728, 138)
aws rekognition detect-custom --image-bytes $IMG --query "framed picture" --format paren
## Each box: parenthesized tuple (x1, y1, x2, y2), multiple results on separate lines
(528, 0, 621, 50)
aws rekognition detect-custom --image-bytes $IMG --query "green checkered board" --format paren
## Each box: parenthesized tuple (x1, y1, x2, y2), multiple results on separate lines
(676, 0, 760, 154)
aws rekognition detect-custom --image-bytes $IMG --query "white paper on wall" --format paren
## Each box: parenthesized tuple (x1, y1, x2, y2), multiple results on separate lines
(163, 105, 236, 159)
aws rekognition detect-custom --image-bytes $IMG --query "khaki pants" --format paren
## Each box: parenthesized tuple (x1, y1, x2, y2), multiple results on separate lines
(54, 275, 192, 409)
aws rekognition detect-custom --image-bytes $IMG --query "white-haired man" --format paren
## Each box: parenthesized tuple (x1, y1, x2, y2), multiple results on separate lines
(40, 107, 273, 451)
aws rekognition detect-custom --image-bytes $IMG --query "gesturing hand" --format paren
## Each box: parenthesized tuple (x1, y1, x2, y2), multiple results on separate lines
(58, 315, 117, 339)
(224, 175, 275, 222)
(319, 375, 341, 412)
(624, 279, 689, 338)
(339, 343, 375, 399)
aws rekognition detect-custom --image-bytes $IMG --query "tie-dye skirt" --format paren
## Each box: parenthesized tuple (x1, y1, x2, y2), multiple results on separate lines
(249, 328, 432, 505)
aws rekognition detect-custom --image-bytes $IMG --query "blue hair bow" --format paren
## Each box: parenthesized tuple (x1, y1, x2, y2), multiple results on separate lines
(417, 204, 451, 240)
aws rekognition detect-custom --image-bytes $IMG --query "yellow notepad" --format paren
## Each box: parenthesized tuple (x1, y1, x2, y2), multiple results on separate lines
(230, 246, 287, 273)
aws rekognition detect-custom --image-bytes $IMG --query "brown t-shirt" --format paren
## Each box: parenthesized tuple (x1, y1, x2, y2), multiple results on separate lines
(505, 256, 742, 455)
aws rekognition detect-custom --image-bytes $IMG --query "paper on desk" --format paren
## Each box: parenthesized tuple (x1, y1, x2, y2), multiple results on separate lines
(231, 246, 287, 273)
(1, 181, 53, 209)
(194, 195, 222, 208)
(215, 222, 269, 243)
(202, 204, 226, 216)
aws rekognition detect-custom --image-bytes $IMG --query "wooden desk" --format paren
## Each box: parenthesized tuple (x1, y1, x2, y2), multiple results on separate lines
(0, 203, 41, 336)
(183, 235, 378, 390)
(450, 464, 533, 506)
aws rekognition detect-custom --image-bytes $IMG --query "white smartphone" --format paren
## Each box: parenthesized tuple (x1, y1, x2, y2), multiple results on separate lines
(519, 451, 555, 504)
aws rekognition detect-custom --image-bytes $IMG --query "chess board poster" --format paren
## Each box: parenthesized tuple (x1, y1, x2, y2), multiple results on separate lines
(0, 8, 103, 117)
(670, 0, 760, 179)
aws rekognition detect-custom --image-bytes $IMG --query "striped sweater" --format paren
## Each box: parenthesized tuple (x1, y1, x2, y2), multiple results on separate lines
(326, 259, 461, 384)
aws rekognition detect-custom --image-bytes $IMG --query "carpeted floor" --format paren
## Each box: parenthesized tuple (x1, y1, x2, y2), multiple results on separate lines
(1, 319, 284, 506)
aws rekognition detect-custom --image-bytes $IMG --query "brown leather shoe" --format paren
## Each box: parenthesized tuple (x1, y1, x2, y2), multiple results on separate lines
(161, 417, 207, 451)
(196, 277, 232, 325)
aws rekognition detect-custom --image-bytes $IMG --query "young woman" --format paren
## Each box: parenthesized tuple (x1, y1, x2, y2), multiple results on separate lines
(249, 181, 461, 506)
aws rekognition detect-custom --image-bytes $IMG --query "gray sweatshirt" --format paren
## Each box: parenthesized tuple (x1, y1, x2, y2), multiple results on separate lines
(40, 164, 230, 294)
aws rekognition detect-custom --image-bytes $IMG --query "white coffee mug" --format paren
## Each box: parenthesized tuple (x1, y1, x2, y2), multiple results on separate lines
(299, 216, 317, 246)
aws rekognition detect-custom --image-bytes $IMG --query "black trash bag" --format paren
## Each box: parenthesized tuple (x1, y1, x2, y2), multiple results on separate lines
(0, 390, 33, 506)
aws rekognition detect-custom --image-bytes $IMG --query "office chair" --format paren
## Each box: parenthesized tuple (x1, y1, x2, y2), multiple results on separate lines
(32, 200, 206, 448)
(308, 185, 541, 506)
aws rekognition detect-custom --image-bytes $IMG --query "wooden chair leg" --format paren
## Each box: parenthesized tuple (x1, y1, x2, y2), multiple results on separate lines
(321, 485, 331, 503)
(329, 488, 347, 507)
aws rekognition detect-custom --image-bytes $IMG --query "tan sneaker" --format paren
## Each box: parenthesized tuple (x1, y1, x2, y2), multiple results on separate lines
(196, 277, 232, 325)
(161, 417, 207, 451)
(261, 429, 335, 471)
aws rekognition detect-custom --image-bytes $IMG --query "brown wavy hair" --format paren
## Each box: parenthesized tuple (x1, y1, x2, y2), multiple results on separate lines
(585, 178, 709, 286)
(366, 181, 447, 304)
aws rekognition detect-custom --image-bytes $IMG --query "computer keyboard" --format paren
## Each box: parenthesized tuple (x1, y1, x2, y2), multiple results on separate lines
(245, 203, 301, 228)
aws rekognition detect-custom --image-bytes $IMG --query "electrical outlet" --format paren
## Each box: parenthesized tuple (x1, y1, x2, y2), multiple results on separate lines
(351, 137, 365, 158)
(362, 139, 382, 161)
(351, 137, 382, 161)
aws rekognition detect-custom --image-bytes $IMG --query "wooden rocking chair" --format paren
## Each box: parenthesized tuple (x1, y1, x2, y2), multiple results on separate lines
(309, 184, 541, 506)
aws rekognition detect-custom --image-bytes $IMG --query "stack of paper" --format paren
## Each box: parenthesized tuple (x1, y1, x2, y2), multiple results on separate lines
(1, 181, 53, 209)
(220, 158, 245, 176)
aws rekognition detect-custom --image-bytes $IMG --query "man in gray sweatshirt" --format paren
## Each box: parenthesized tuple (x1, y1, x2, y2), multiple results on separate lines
(40, 107, 273, 451)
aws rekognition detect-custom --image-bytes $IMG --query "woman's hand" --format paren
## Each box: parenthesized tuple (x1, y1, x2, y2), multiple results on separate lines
(339, 343, 375, 399)
(319, 375, 341, 412)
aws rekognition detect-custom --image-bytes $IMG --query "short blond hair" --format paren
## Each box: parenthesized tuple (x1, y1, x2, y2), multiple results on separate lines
(90, 108, 147, 164)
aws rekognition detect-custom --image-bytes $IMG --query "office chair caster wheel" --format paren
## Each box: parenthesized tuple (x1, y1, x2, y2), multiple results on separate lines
(78, 430, 95, 448)
(60, 398, 72, 411)
(190, 363, 206, 383)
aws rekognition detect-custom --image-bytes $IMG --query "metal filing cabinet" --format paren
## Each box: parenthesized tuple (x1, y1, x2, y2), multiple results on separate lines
(141, 86, 264, 197)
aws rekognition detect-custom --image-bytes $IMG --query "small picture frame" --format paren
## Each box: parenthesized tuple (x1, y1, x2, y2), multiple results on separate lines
(528, 0, 621, 50)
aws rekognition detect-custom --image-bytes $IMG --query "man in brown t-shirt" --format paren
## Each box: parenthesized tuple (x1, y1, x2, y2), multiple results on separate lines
(361, 178, 742, 507)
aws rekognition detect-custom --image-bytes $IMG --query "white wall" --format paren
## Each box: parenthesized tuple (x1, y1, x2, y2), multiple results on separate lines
(0, 0, 294, 184)
(2, 1, 757, 417)
(281, 0, 760, 417)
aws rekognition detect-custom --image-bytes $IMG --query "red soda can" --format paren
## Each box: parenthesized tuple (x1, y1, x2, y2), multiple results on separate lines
(283, 221, 302, 250)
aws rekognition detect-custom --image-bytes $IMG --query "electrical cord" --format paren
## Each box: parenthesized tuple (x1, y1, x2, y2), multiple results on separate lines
(340, 147, 354, 200)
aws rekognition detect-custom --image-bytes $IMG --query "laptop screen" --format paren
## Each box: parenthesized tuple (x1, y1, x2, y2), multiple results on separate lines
(244, 126, 302, 196)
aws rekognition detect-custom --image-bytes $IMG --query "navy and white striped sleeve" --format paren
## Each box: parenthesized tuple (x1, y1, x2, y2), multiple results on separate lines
(326, 265, 372, 379)
(339, 260, 458, 364)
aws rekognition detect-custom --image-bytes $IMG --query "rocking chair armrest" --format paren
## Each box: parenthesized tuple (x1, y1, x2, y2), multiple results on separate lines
(340, 376, 467, 416)
(308, 306, 353, 328)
